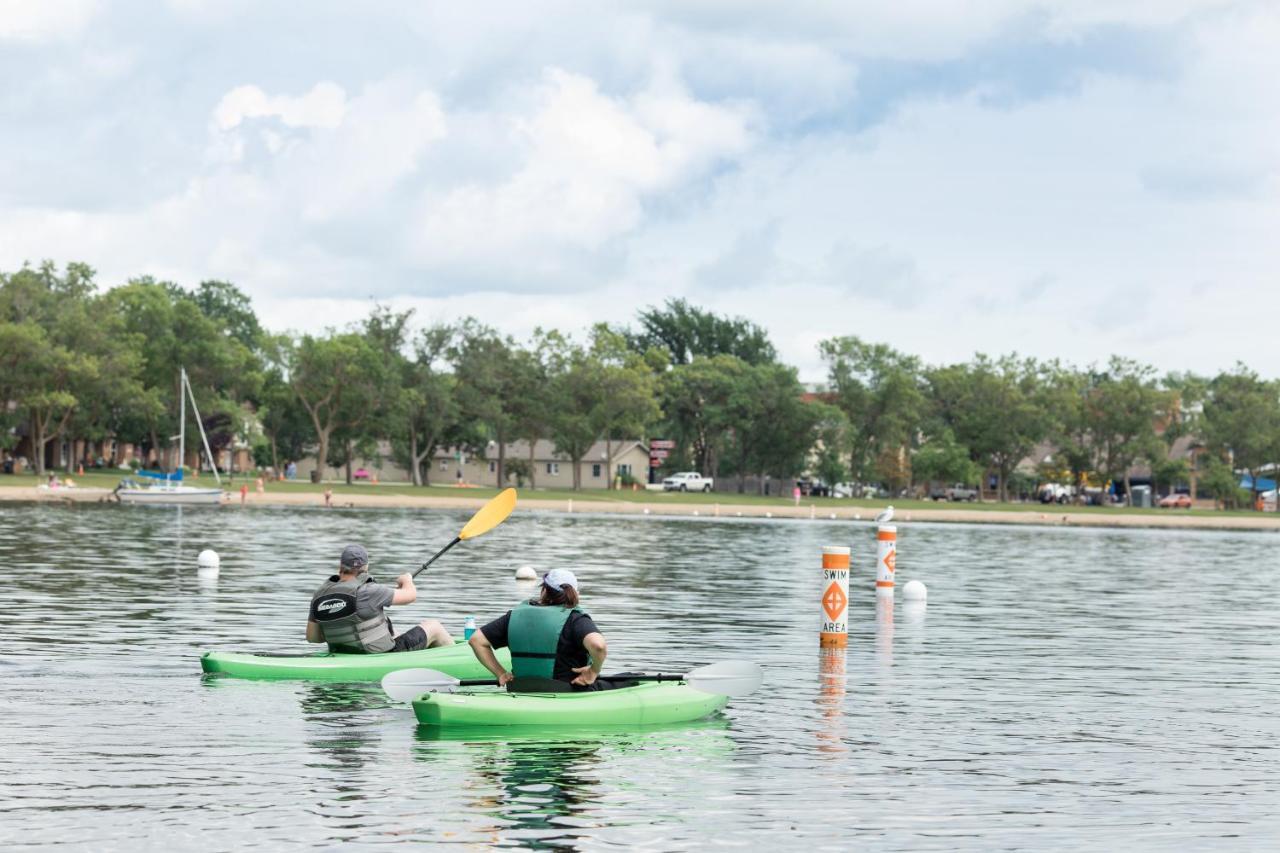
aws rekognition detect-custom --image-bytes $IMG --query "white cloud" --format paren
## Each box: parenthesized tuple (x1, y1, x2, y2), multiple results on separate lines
(213, 81, 347, 131)
(0, 0, 98, 40)
(410, 67, 753, 277)
(1, 0, 1278, 384)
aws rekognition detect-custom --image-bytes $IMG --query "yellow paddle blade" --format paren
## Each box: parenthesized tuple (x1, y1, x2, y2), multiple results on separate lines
(459, 488, 517, 540)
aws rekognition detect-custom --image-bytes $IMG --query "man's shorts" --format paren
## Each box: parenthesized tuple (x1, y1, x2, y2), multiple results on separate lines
(392, 625, 429, 652)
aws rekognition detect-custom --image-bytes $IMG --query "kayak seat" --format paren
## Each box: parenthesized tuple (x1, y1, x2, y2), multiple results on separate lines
(508, 676, 572, 693)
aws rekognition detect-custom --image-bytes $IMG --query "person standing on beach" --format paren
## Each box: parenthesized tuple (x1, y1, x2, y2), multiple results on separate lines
(323, 487, 332, 507)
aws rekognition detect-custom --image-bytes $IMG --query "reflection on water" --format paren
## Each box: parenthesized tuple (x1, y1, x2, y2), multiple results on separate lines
(2, 502, 1280, 848)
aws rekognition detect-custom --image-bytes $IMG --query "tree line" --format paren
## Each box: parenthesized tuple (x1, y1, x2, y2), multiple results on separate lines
(2, 261, 1278, 506)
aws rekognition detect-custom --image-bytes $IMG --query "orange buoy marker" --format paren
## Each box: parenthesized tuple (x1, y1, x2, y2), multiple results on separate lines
(875, 525, 897, 598)
(820, 546, 850, 647)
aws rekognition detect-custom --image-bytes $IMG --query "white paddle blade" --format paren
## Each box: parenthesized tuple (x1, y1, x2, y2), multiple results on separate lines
(381, 668, 460, 702)
(684, 661, 763, 698)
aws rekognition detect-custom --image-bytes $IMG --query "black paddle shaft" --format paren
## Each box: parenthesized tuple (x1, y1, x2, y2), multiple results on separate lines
(415, 536, 460, 578)
(454, 672, 683, 688)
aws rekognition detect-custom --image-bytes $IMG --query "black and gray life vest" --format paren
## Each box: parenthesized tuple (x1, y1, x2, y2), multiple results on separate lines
(309, 574, 395, 654)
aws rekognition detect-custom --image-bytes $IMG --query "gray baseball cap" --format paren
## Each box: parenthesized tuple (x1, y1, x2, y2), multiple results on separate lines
(543, 569, 578, 591)
(340, 544, 369, 569)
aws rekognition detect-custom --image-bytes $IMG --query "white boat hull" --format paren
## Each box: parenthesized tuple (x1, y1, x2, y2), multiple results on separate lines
(117, 487, 224, 506)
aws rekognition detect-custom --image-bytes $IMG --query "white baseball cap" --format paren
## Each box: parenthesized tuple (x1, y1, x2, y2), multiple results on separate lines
(542, 569, 578, 591)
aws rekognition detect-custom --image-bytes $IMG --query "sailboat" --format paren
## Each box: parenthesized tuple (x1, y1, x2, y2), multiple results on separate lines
(116, 367, 225, 506)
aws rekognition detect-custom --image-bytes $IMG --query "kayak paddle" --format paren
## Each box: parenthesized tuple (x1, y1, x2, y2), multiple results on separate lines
(381, 660, 763, 702)
(416, 487, 517, 577)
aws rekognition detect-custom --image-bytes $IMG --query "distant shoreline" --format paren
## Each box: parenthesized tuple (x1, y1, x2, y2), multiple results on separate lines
(5, 485, 1279, 533)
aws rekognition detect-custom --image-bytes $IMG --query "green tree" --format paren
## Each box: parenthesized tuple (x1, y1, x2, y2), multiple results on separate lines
(194, 280, 263, 350)
(285, 331, 390, 479)
(451, 320, 523, 487)
(546, 341, 604, 490)
(104, 277, 260, 468)
(394, 325, 464, 487)
(589, 325, 660, 488)
(928, 355, 1048, 502)
(1202, 366, 1280, 509)
(1088, 357, 1167, 505)
(256, 357, 313, 473)
(811, 406, 850, 491)
(820, 337, 925, 488)
(912, 428, 980, 491)
(746, 364, 823, 489)
(660, 354, 751, 478)
(625, 298, 777, 366)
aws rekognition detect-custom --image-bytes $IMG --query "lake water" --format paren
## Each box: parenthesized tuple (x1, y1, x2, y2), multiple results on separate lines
(2, 502, 1278, 850)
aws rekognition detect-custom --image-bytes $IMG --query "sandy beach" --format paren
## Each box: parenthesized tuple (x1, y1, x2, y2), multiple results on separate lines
(6, 485, 1279, 532)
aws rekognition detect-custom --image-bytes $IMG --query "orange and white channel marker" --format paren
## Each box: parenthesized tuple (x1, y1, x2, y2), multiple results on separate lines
(820, 546, 850, 647)
(876, 525, 897, 598)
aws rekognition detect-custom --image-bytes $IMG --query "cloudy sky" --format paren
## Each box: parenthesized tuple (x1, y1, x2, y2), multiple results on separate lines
(2, 0, 1276, 380)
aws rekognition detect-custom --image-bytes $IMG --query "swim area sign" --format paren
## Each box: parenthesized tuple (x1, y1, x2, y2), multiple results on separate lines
(820, 546, 850, 647)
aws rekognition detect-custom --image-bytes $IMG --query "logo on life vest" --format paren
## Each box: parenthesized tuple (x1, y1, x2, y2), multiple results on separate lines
(317, 598, 346, 613)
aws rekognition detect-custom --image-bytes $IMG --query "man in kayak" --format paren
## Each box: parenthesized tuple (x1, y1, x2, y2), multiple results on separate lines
(469, 569, 619, 690)
(306, 544, 453, 653)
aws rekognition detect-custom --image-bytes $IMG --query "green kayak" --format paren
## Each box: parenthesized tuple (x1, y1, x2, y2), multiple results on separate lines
(412, 681, 728, 727)
(200, 641, 508, 681)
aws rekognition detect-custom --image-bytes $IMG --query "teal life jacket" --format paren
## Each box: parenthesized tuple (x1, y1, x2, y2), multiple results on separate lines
(508, 601, 582, 679)
(309, 574, 395, 654)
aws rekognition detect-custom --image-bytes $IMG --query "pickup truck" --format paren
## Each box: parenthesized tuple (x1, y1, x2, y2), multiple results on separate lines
(662, 471, 714, 492)
(930, 483, 979, 502)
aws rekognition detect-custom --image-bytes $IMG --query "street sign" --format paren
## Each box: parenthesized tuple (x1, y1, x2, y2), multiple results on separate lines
(649, 449, 670, 459)
(650, 439, 675, 450)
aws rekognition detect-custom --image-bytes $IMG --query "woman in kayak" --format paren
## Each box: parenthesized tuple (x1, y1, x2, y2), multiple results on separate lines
(469, 569, 620, 690)
(306, 544, 453, 653)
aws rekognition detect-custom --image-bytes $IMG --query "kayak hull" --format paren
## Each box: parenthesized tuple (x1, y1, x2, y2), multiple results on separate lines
(200, 641, 508, 681)
(412, 681, 727, 727)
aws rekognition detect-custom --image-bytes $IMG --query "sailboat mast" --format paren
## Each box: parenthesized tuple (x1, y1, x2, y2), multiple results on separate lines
(179, 366, 187, 476)
(183, 369, 223, 487)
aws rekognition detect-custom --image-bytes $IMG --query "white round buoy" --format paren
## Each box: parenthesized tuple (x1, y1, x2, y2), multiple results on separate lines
(902, 580, 928, 601)
(693, 510, 700, 516)
(515, 565, 538, 581)
(643, 508, 650, 515)
(765, 512, 772, 519)
(829, 513, 836, 520)
(197, 550, 220, 578)
(854, 513, 861, 521)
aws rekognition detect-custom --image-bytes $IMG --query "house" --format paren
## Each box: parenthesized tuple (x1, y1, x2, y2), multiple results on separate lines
(431, 439, 650, 490)
(292, 438, 650, 489)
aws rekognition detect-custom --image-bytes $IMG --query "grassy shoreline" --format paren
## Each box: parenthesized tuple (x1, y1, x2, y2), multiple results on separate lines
(4, 469, 1278, 531)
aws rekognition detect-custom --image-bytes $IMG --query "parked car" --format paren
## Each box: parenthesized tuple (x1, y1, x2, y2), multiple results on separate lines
(929, 483, 979, 502)
(662, 471, 714, 492)
(797, 479, 830, 497)
(1158, 493, 1192, 509)
(1039, 484, 1072, 504)
(353, 468, 371, 480)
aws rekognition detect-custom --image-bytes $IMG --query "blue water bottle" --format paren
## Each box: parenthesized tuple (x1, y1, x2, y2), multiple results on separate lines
(464, 615, 476, 641)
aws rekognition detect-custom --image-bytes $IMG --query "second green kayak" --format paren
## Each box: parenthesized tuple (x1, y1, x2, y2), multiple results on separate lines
(200, 640, 508, 681)
(412, 681, 728, 727)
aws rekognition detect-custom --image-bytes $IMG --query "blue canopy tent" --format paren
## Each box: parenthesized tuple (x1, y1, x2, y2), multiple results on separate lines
(137, 469, 183, 482)
(1239, 475, 1276, 492)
